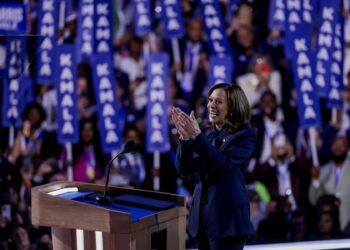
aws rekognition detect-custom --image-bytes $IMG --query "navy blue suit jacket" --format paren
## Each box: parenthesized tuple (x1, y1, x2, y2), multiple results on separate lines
(175, 125, 257, 239)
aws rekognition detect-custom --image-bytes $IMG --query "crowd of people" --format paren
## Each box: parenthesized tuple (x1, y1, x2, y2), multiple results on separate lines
(1, 0, 350, 249)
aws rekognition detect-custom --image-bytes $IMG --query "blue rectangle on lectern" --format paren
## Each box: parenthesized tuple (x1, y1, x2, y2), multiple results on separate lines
(57, 191, 176, 223)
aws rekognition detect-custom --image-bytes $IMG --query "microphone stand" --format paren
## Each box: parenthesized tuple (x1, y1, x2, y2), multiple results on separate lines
(96, 141, 135, 205)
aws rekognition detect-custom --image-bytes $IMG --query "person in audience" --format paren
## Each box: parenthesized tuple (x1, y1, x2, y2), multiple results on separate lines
(237, 54, 282, 110)
(309, 135, 350, 229)
(11, 102, 46, 165)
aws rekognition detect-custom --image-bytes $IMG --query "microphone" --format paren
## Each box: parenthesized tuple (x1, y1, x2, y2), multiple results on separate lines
(96, 140, 138, 205)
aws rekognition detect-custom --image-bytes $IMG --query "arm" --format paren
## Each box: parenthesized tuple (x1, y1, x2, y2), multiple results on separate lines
(175, 140, 199, 176)
(191, 127, 257, 175)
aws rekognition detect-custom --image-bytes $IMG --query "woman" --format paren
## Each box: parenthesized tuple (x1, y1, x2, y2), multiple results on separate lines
(171, 83, 256, 250)
(60, 118, 105, 183)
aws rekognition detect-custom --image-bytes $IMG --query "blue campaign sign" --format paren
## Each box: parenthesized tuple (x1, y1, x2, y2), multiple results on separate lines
(161, 0, 184, 39)
(36, 0, 59, 85)
(94, 0, 113, 55)
(91, 55, 121, 153)
(284, 0, 316, 60)
(77, 0, 95, 62)
(54, 45, 79, 144)
(133, 0, 152, 36)
(2, 79, 22, 128)
(146, 53, 170, 153)
(314, 0, 340, 98)
(2, 36, 27, 128)
(198, 0, 231, 56)
(290, 37, 322, 128)
(327, 12, 344, 108)
(0, 3, 26, 34)
(268, 0, 285, 31)
(208, 55, 233, 87)
(5, 36, 26, 80)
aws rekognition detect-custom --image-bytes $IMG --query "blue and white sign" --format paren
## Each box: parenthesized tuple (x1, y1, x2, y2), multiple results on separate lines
(2, 79, 21, 127)
(314, 0, 340, 97)
(77, 0, 94, 62)
(208, 55, 233, 86)
(133, 0, 152, 36)
(92, 55, 121, 153)
(5, 36, 26, 79)
(36, 0, 59, 85)
(291, 37, 322, 128)
(268, 0, 285, 30)
(327, 14, 344, 108)
(54, 45, 79, 144)
(2, 36, 26, 128)
(198, 0, 231, 56)
(284, 0, 316, 59)
(94, 0, 113, 54)
(161, 0, 184, 39)
(146, 53, 170, 153)
(0, 3, 26, 34)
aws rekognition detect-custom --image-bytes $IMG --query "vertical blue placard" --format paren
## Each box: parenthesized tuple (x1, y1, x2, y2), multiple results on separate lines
(94, 0, 113, 55)
(146, 53, 170, 153)
(291, 37, 321, 128)
(133, 0, 152, 36)
(208, 55, 233, 86)
(284, 0, 316, 60)
(54, 45, 79, 144)
(0, 3, 26, 34)
(36, 0, 59, 85)
(77, 0, 95, 62)
(198, 0, 231, 56)
(2, 79, 21, 127)
(161, 0, 184, 39)
(2, 36, 27, 128)
(314, 0, 340, 97)
(327, 13, 344, 108)
(268, 0, 285, 31)
(92, 55, 121, 153)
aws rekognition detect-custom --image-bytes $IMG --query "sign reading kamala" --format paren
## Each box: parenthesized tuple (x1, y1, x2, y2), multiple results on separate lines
(327, 17, 344, 108)
(54, 45, 79, 144)
(291, 38, 321, 128)
(209, 55, 233, 86)
(2, 37, 26, 128)
(36, 0, 58, 85)
(133, 0, 152, 37)
(92, 56, 121, 153)
(94, 0, 113, 54)
(314, 0, 340, 98)
(161, 0, 185, 39)
(77, 0, 95, 62)
(0, 3, 26, 33)
(146, 53, 170, 153)
(198, 0, 231, 56)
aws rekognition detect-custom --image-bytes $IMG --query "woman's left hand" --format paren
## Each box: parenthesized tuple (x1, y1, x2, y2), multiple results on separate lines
(178, 110, 201, 139)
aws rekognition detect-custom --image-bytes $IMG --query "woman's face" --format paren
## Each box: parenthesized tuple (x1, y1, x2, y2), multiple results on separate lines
(81, 122, 94, 143)
(207, 88, 229, 129)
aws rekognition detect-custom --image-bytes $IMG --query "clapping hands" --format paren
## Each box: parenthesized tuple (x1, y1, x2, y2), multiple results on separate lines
(170, 107, 201, 140)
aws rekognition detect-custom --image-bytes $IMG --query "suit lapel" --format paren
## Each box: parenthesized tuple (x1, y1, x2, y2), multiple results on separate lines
(218, 127, 247, 152)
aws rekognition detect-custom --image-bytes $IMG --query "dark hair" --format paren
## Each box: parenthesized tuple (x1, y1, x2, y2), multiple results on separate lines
(22, 102, 46, 124)
(207, 83, 251, 133)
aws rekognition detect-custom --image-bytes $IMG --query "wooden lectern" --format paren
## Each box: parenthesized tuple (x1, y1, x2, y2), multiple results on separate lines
(31, 181, 186, 250)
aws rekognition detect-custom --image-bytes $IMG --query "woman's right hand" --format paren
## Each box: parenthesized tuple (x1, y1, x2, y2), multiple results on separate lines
(170, 107, 191, 140)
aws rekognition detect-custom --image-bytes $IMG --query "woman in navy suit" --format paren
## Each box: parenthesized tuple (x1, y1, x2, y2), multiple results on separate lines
(171, 83, 256, 250)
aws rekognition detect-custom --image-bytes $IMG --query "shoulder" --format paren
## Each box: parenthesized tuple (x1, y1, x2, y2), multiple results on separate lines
(235, 125, 257, 138)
